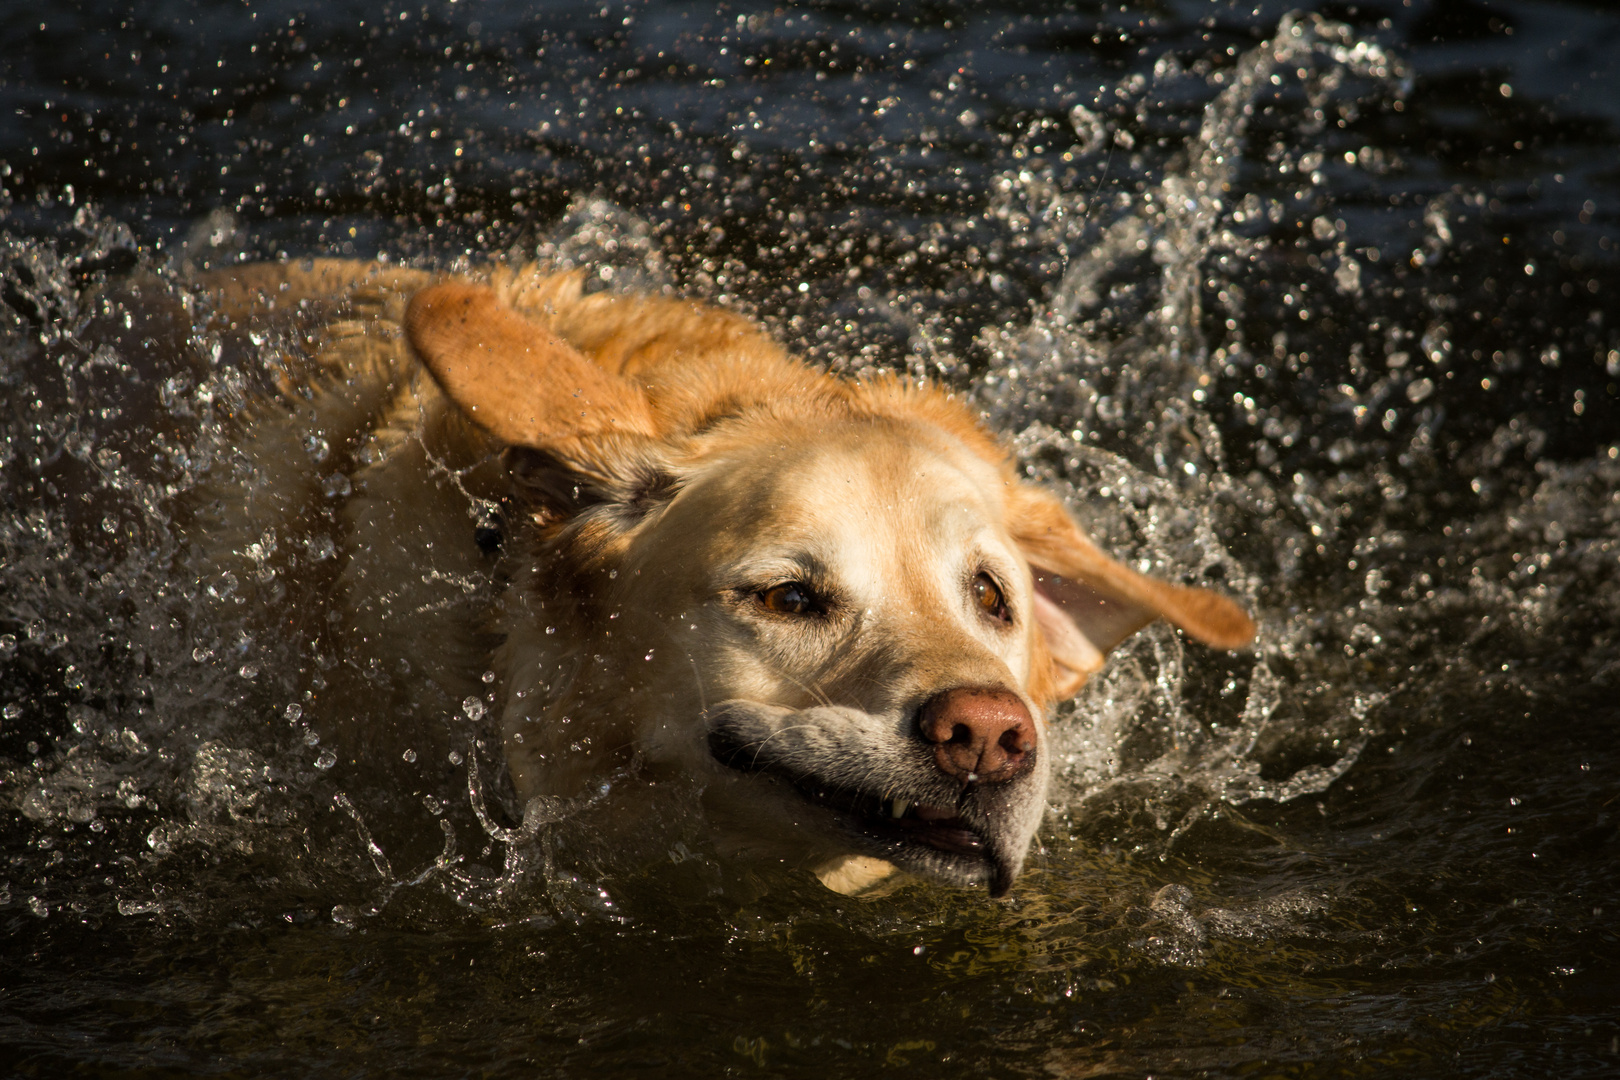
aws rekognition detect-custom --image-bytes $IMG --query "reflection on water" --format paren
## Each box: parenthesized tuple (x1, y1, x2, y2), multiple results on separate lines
(3, 2, 1619, 1077)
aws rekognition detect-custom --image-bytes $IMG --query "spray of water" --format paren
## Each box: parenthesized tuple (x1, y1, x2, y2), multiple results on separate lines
(3, 15, 1612, 935)
(963, 16, 1412, 826)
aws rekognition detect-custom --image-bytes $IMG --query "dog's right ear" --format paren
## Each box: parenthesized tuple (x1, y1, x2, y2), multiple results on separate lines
(1006, 484, 1256, 700)
(406, 282, 657, 461)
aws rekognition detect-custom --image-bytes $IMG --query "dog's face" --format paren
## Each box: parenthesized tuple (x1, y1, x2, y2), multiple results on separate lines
(608, 414, 1053, 894)
(406, 282, 1255, 896)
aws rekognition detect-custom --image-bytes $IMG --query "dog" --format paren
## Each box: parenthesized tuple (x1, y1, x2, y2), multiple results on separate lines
(189, 259, 1254, 897)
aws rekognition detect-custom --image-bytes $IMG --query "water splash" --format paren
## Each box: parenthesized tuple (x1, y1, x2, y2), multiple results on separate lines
(2, 12, 1613, 940)
(982, 13, 1410, 468)
(963, 16, 1416, 817)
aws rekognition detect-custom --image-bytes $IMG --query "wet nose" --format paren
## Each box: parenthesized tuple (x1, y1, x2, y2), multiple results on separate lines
(918, 687, 1037, 785)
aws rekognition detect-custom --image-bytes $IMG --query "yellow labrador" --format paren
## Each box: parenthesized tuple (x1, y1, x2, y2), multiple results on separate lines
(193, 260, 1253, 897)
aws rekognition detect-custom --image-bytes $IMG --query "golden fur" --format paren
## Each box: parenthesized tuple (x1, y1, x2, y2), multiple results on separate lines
(191, 259, 1254, 896)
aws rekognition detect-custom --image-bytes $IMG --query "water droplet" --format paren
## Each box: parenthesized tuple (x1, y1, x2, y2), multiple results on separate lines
(2, 703, 20, 721)
(160, 375, 192, 412)
(314, 750, 337, 770)
(1068, 103, 1107, 155)
(69, 704, 97, 735)
(207, 571, 238, 599)
(462, 696, 486, 721)
(481, 669, 496, 684)
(321, 472, 352, 498)
(423, 794, 443, 815)
(238, 663, 259, 680)
(0, 634, 15, 657)
(401, 748, 416, 763)
(284, 703, 303, 724)
(306, 535, 336, 562)
(1334, 257, 1362, 295)
(448, 751, 463, 765)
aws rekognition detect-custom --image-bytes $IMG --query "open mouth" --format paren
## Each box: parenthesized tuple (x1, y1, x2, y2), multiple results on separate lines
(792, 778, 987, 859)
(706, 723, 1015, 894)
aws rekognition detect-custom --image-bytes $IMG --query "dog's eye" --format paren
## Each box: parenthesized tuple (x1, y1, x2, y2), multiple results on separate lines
(972, 572, 1010, 622)
(758, 582, 820, 616)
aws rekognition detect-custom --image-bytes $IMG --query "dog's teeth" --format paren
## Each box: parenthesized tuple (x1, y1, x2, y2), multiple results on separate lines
(890, 798, 909, 818)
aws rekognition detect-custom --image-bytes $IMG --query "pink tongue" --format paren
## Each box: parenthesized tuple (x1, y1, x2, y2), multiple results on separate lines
(914, 804, 958, 822)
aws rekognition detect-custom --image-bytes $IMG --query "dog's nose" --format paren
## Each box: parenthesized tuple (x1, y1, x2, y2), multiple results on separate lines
(918, 687, 1036, 785)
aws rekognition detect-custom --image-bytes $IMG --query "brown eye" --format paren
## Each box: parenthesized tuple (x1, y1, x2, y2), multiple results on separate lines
(972, 572, 1010, 622)
(758, 582, 819, 616)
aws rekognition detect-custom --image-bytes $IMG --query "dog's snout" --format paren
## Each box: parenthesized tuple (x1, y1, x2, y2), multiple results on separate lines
(918, 687, 1036, 785)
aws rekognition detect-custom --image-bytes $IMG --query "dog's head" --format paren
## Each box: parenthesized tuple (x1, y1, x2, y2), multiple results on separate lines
(407, 282, 1254, 896)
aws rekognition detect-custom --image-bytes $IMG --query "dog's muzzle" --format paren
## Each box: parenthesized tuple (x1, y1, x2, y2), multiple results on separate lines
(704, 698, 1046, 896)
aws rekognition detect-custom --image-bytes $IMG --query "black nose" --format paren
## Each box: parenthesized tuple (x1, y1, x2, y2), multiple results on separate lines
(917, 687, 1036, 784)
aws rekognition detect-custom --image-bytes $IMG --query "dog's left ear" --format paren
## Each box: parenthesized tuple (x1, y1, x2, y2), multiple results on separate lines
(408, 284, 680, 530)
(405, 282, 657, 463)
(1006, 485, 1256, 699)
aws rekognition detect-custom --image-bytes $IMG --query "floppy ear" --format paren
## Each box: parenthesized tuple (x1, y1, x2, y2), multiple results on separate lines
(1007, 485, 1256, 699)
(405, 282, 657, 455)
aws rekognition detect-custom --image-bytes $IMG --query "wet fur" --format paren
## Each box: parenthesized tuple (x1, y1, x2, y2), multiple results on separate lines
(188, 259, 1254, 895)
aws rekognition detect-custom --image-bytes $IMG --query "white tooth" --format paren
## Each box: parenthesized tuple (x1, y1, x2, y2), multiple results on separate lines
(891, 798, 909, 818)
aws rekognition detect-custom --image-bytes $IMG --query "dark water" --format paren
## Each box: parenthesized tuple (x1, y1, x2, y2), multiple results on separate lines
(3, 1, 1619, 1076)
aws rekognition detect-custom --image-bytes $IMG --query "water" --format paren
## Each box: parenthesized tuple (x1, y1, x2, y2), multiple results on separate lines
(3, 1, 1619, 1075)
